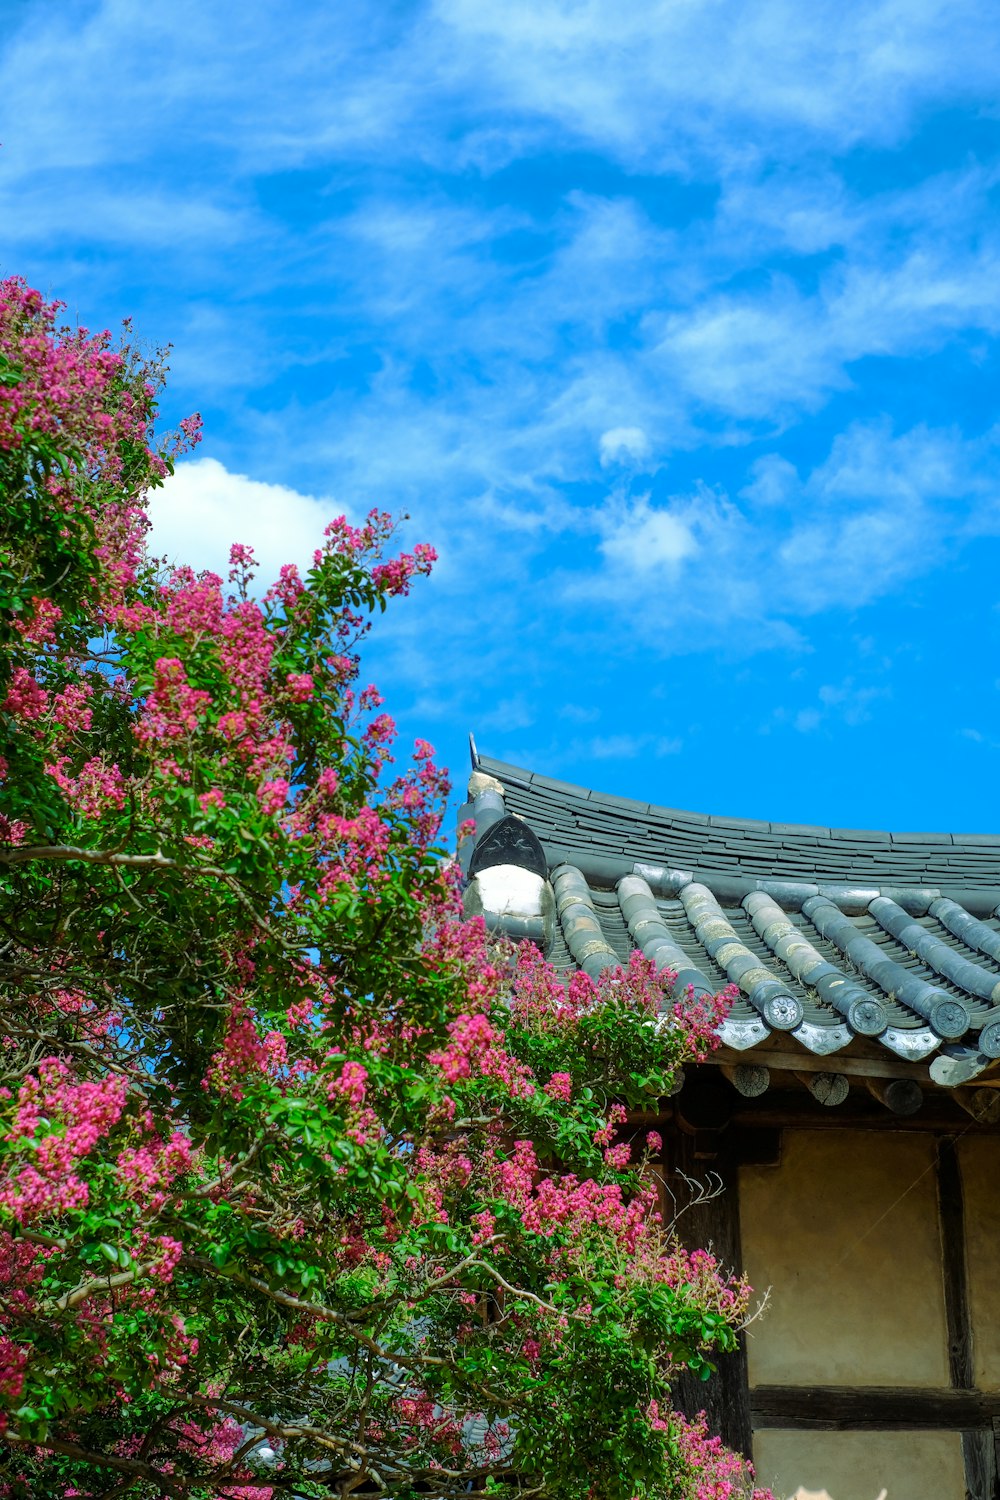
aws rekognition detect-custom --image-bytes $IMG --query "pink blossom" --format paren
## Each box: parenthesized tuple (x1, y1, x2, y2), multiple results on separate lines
(0, 1060, 128, 1222)
(0, 1339, 28, 1400)
(543, 1072, 573, 1102)
(326, 1060, 369, 1109)
(257, 778, 289, 816)
(14, 596, 61, 645)
(285, 671, 314, 702)
(51, 681, 93, 732)
(3, 667, 47, 720)
(45, 756, 126, 818)
(138, 657, 211, 744)
(116, 1128, 193, 1208)
(149, 1236, 183, 1284)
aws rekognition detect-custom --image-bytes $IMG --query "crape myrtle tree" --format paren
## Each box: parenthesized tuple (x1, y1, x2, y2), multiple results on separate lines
(0, 279, 775, 1500)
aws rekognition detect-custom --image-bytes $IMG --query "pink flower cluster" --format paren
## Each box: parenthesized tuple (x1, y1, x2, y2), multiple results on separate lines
(45, 755, 127, 819)
(671, 982, 738, 1059)
(285, 672, 314, 703)
(12, 596, 61, 645)
(542, 1071, 573, 1101)
(137, 657, 212, 745)
(0, 1231, 47, 1317)
(257, 778, 290, 816)
(0, 1339, 28, 1401)
(658, 1246, 751, 1324)
(394, 1393, 463, 1455)
(669, 1410, 776, 1500)
(3, 667, 47, 720)
(207, 1004, 288, 1102)
(325, 1059, 369, 1109)
(314, 805, 391, 886)
(116, 1127, 193, 1211)
(428, 1012, 534, 1097)
(174, 1414, 273, 1497)
(0, 281, 125, 458)
(0, 277, 169, 604)
(370, 542, 437, 598)
(491, 1139, 655, 1253)
(0, 1059, 128, 1222)
(51, 681, 94, 732)
(148, 1235, 183, 1284)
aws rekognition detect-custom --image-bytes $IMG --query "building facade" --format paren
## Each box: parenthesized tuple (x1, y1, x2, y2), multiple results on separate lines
(460, 744, 1000, 1500)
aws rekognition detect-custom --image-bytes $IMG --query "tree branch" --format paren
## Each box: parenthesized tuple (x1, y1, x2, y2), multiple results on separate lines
(47, 1261, 157, 1313)
(1, 1434, 192, 1497)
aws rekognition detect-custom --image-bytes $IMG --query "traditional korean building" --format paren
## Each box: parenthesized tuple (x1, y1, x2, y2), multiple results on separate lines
(460, 741, 1000, 1500)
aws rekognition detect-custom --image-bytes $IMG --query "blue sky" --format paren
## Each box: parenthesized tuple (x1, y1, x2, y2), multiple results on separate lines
(3, 0, 1000, 832)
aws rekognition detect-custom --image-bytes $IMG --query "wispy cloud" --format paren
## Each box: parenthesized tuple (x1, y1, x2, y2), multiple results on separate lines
(4, 0, 1000, 814)
(567, 732, 683, 761)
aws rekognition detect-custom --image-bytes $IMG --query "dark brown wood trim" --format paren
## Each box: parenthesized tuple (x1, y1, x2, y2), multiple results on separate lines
(668, 1128, 752, 1459)
(935, 1135, 995, 1497)
(938, 1134, 975, 1390)
(750, 1386, 1000, 1431)
(727, 1094, 1000, 1134)
(962, 1429, 998, 1500)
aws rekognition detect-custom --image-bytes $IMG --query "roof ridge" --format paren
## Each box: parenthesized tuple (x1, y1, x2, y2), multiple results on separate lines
(477, 753, 1000, 848)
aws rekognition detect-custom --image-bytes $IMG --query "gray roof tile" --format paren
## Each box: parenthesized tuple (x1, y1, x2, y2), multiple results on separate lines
(470, 749, 1000, 1082)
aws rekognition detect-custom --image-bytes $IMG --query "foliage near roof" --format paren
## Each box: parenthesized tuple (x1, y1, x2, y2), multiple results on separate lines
(0, 280, 771, 1500)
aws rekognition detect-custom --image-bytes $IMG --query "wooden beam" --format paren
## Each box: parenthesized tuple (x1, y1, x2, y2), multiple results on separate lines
(937, 1136, 974, 1390)
(667, 1130, 752, 1459)
(963, 1431, 997, 1500)
(935, 1135, 994, 1498)
(722, 1063, 770, 1097)
(750, 1385, 1000, 1430)
(796, 1070, 850, 1107)
(674, 1074, 735, 1132)
(867, 1076, 923, 1115)
(955, 1087, 1000, 1125)
(714, 1047, 923, 1081)
(728, 1091, 996, 1133)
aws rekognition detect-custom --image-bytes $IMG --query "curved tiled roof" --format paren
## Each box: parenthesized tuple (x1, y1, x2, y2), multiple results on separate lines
(465, 752, 1000, 1088)
(477, 754, 1000, 905)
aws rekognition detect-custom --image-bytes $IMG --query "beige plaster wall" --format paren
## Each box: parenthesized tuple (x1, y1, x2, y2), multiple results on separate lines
(753, 1429, 964, 1500)
(957, 1135, 1000, 1389)
(740, 1129, 948, 1387)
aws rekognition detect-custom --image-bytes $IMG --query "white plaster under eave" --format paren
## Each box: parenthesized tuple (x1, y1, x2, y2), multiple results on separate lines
(463, 865, 556, 953)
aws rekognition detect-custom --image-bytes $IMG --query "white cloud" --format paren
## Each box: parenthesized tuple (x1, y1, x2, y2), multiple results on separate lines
(795, 709, 822, 733)
(559, 419, 1000, 652)
(4, 0, 998, 200)
(476, 694, 536, 732)
(599, 493, 698, 573)
(149, 457, 347, 583)
(740, 454, 799, 508)
(572, 732, 683, 760)
(559, 703, 600, 724)
(435, 0, 1000, 165)
(599, 426, 650, 467)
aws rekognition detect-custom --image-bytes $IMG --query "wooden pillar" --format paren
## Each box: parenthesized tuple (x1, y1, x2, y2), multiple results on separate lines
(667, 1124, 753, 1459)
(937, 1134, 998, 1500)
